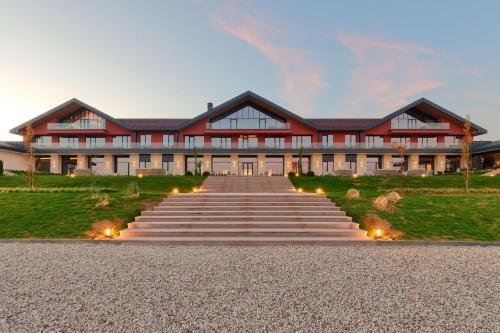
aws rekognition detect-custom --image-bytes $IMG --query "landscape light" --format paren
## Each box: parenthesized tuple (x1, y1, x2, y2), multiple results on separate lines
(138, 173, 143, 178)
(104, 228, 112, 237)
(70, 174, 75, 178)
(297, 188, 303, 193)
(192, 187, 198, 192)
(352, 173, 358, 178)
(316, 188, 323, 194)
(172, 188, 179, 194)
(375, 229, 382, 237)
(421, 174, 426, 177)
(295, 173, 299, 177)
(284, 174, 288, 178)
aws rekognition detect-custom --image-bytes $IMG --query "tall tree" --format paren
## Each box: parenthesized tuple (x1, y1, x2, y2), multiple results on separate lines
(461, 115, 473, 193)
(23, 123, 35, 189)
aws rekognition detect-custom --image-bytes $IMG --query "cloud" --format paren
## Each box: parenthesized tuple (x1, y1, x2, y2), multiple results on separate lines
(337, 31, 446, 114)
(209, 3, 325, 113)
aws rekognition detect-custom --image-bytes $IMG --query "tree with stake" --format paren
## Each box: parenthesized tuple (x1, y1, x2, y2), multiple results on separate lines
(461, 115, 473, 193)
(24, 123, 35, 189)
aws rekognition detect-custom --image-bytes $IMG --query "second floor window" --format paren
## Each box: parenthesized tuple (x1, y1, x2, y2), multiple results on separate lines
(292, 136, 312, 148)
(113, 136, 130, 148)
(365, 136, 384, 148)
(265, 137, 284, 148)
(211, 137, 231, 148)
(139, 154, 151, 168)
(59, 137, 78, 148)
(185, 135, 204, 148)
(238, 135, 258, 148)
(321, 134, 334, 147)
(391, 136, 411, 148)
(139, 135, 152, 147)
(34, 136, 52, 146)
(163, 134, 175, 147)
(86, 137, 105, 148)
(444, 136, 461, 147)
(418, 137, 437, 148)
(345, 135, 357, 147)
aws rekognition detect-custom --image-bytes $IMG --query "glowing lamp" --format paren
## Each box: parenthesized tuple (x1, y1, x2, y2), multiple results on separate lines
(352, 173, 358, 178)
(297, 188, 303, 193)
(104, 228, 112, 237)
(70, 174, 75, 178)
(192, 187, 198, 192)
(295, 173, 299, 177)
(316, 188, 323, 194)
(172, 188, 179, 194)
(284, 174, 288, 178)
(421, 174, 426, 177)
(375, 229, 382, 237)
(138, 173, 143, 178)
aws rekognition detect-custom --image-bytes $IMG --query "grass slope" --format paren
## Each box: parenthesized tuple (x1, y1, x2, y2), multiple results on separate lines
(290, 175, 500, 241)
(0, 175, 204, 238)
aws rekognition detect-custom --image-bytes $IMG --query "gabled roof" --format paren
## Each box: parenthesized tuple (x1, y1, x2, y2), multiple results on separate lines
(472, 140, 500, 153)
(0, 141, 25, 152)
(10, 98, 134, 134)
(365, 98, 488, 135)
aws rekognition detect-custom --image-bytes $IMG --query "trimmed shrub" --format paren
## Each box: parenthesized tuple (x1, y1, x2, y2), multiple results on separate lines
(372, 196, 395, 212)
(306, 171, 315, 176)
(202, 171, 210, 177)
(346, 188, 360, 199)
(85, 219, 125, 239)
(94, 193, 110, 208)
(386, 191, 402, 202)
(288, 171, 296, 177)
(0, 160, 3, 176)
(125, 182, 140, 198)
(185, 171, 193, 176)
(362, 214, 404, 239)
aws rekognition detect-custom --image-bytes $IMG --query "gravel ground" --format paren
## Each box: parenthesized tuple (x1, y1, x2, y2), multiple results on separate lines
(0, 243, 498, 332)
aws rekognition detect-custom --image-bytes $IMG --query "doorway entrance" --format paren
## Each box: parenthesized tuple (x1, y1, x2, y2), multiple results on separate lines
(238, 156, 257, 176)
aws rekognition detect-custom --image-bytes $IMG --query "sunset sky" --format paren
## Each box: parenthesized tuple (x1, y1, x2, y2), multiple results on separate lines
(1, 0, 498, 140)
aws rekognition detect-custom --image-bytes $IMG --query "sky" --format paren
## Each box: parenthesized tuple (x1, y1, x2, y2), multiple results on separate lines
(1, 0, 499, 140)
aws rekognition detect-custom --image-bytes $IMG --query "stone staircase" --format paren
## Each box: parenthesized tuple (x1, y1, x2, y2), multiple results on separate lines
(118, 176, 370, 243)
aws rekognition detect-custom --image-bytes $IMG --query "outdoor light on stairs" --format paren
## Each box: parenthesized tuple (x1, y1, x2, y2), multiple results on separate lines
(352, 173, 358, 178)
(70, 173, 75, 178)
(138, 173, 143, 178)
(192, 187, 199, 192)
(172, 187, 179, 194)
(375, 228, 383, 237)
(316, 188, 324, 194)
(104, 228, 112, 237)
(297, 188, 303, 193)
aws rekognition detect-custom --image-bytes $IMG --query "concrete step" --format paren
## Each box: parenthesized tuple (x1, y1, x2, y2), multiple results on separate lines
(120, 228, 367, 238)
(135, 216, 353, 222)
(128, 221, 359, 229)
(116, 236, 372, 244)
(141, 210, 346, 216)
(152, 206, 341, 211)
(157, 202, 335, 207)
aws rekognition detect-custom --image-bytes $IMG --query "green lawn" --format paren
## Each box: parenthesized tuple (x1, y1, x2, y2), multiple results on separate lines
(290, 175, 500, 241)
(0, 175, 204, 238)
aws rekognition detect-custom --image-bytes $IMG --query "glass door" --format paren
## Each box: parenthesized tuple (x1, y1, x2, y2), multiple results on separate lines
(241, 162, 253, 176)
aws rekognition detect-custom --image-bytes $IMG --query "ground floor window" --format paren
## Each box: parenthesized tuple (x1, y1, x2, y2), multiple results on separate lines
(114, 156, 130, 175)
(419, 155, 434, 171)
(185, 155, 204, 174)
(322, 154, 334, 174)
(265, 155, 284, 176)
(292, 155, 310, 174)
(212, 156, 231, 175)
(162, 154, 174, 173)
(239, 156, 257, 176)
(88, 155, 105, 175)
(61, 155, 77, 175)
(345, 154, 357, 172)
(139, 154, 151, 169)
(35, 156, 51, 173)
(391, 155, 408, 172)
(445, 156, 461, 173)
(366, 155, 382, 173)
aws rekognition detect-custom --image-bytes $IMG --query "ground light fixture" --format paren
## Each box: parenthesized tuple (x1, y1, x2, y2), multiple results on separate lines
(295, 173, 299, 177)
(104, 228, 112, 237)
(421, 174, 426, 177)
(192, 187, 199, 192)
(297, 188, 303, 193)
(137, 173, 143, 178)
(69, 174, 75, 178)
(375, 228, 383, 237)
(316, 188, 324, 194)
(172, 187, 179, 194)
(352, 173, 358, 178)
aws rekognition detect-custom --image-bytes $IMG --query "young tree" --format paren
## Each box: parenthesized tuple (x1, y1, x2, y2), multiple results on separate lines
(392, 142, 407, 189)
(192, 148, 201, 176)
(297, 147, 303, 176)
(461, 115, 473, 193)
(23, 123, 35, 189)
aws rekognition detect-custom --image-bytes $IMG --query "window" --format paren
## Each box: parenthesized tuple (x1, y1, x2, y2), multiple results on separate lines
(61, 109, 105, 129)
(139, 154, 151, 168)
(345, 154, 357, 172)
(322, 154, 334, 174)
(365, 136, 384, 148)
(392, 155, 408, 171)
(211, 137, 231, 149)
(238, 135, 258, 148)
(292, 136, 312, 148)
(209, 105, 287, 129)
(114, 156, 130, 175)
(345, 135, 357, 147)
(34, 136, 52, 146)
(321, 134, 334, 147)
(186, 155, 203, 174)
(59, 137, 78, 148)
(163, 134, 175, 147)
(162, 154, 174, 172)
(185, 135, 204, 148)
(391, 113, 418, 129)
(391, 136, 411, 148)
(418, 137, 437, 148)
(113, 136, 130, 148)
(419, 155, 434, 171)
(35, 155, 51, 172)
(86, 137, 105, 148)
(366, 155, 382, 173)
(88, 155, 105, 175)
(292, 155, 310, 173)
(139, 135, 152, 148)
(265, 156, 284, 176)
(265, 137, 284, 149)
(212, 156, 231, 175)
(444, 136, 461, 147)
(445, 156, 461, 173)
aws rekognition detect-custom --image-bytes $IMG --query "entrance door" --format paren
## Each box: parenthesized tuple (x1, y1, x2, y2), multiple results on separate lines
(241, 162, 254, 176)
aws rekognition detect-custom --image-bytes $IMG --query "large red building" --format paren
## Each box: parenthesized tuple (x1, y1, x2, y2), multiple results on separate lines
(5, 91, 489, 176)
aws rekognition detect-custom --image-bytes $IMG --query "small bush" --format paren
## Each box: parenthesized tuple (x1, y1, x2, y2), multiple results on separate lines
(346, 188, 360, 199)
(94, 193, 110, 208)
(362, 214, 404, 239)
(125, 182, 140, 198)
(386, 191, 402, 202)
(0, 160, 3, 176)
(202, 171, 210, 177)
(372, 195, 395, 212)
(306, 171, 315, 176)
(185, 171, 193, 176)
(288, 171, 296, 177)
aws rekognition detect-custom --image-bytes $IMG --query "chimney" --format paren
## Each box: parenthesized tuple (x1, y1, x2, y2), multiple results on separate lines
(207, 102, 213, 112)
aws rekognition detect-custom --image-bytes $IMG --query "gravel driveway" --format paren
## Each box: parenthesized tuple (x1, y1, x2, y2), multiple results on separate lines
(0, 243, 498, 332)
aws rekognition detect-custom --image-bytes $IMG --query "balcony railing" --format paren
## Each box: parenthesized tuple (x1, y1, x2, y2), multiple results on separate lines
(205, 123, 291, 130)
(47, 120, 106, 130)
(33, 142, 462, 150)
(391, 121, 450, 130)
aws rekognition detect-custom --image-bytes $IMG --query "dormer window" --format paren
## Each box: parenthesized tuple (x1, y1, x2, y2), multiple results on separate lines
(51, 109, 106, 130)
(209, 105, 287, 129)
